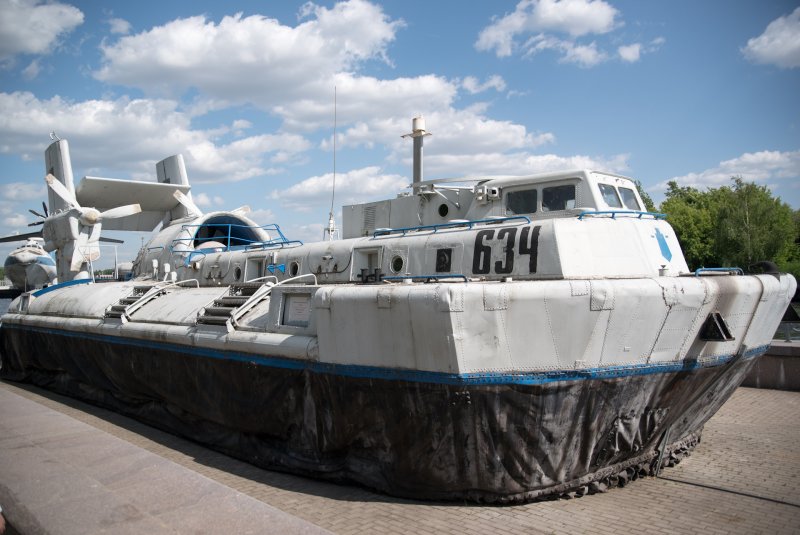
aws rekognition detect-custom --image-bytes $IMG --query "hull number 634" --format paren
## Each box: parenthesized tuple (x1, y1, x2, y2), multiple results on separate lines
(472, 225, 541, 275)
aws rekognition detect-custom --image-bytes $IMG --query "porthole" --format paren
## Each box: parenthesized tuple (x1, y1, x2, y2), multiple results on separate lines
(390, 255, 404, 273)
(438, 203, 449, 217)
(289, 261, 300, 277)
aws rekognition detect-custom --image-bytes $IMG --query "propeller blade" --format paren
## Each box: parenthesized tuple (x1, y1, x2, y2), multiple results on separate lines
(0, 231, 43, 243)
(173, 190, 202, 217)
(71, 229, 90, 271)
(46, 174, 79, 208)
(99, 236, 124, 244)
(232, 205, 251, 216)
(27, 221, 44, 227)
(100, 203, 142, 219)
(29, 208, 46, 218)
(43, 201, 49, 217)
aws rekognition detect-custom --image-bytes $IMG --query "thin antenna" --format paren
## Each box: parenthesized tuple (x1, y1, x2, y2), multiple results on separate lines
(324, 86, 340, 241)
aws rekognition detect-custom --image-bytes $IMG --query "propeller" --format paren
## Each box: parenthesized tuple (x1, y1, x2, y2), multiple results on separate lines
(45, 174, 78, 208)
(232, 205, 251, 216)
(44, 173, 141, 272)
(69, 204, 142, 271)
(172, 190, 202, 218)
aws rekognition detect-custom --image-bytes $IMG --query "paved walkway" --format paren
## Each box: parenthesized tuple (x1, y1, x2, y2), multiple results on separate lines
(1, 381, 798, 534)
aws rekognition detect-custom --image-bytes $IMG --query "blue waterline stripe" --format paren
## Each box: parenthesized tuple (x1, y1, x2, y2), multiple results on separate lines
(2, 323, 767, 387)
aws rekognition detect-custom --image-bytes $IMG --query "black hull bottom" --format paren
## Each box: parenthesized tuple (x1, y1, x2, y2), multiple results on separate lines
(0, 325, 758, 502)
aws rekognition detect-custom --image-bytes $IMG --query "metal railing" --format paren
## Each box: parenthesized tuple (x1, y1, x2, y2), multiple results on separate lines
(373, 215, 531, 238)
(577, 210, 667, 220)
(171, 223, 303, 265)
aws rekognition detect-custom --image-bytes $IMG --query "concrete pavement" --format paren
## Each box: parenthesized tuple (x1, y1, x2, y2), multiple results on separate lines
(1, 380, 798, 534)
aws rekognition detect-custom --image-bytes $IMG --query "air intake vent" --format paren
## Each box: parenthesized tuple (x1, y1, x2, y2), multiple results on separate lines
(699, 312, 735, 341)
(362, 205, 376, 235)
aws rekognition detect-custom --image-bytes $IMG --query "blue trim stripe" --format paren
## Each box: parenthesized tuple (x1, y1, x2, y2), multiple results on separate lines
(32, 278, 92, 296)
(2, 323, 767, 387)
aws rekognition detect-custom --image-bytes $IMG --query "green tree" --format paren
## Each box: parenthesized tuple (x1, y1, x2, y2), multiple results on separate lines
(714, 177, 795, 269)
(634, 180, 657, 212)
(659, 177, 797, 274)
(659, 181, 720, 269)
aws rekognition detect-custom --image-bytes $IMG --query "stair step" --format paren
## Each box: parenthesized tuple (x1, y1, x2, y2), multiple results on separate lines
(197, 316, 231, 326)
(217, 296, 249, 306)
(203, 306, 237, 317)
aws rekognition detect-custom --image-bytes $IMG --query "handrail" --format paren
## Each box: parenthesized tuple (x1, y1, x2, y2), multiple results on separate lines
(373, 215, 531, 238)
(694, 267, 744, 276)
(577, 210, 667, 220)
(229, 273, 318, 327)
(230, 282, 275, 327)
(171, 222, 299, 256)
(122, 279, 200, 320)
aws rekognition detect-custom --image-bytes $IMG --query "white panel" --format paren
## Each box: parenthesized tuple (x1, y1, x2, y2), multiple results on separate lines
(77, 176, 190, 211)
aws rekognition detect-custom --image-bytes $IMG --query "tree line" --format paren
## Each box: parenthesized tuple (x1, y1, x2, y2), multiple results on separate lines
(637, 177, 799, 279)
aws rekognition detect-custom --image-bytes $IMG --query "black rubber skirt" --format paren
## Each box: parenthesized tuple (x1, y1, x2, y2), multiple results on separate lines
(0, 323, 759, 502)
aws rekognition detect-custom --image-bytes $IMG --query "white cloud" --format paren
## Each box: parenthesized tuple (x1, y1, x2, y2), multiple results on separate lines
(0, 0, 84, 63)
(618, 43, 640, 63)
(108, 17, 131, 35)
(618, 37, 664, 63)
(742, 7, 800, 69)
(462, 75, 507, 94)
(4, 181, 46, 201)
(21, 59, 40, 79)
(247, 208, 276, 224)
(424, 151, 629, 178)
(0, 91, 312, 184)
(522, 34, 607, 67)
(476, 0, 619, 57)
(655, 150, 800, 191)
(3, 214, 30, 227)
(194, 193, 212, 207)
(270, 166, 407, 211)
(94, 1, 404, 106)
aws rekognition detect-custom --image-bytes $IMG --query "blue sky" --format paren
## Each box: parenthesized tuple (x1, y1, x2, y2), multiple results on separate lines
(1, 0, 799, 264)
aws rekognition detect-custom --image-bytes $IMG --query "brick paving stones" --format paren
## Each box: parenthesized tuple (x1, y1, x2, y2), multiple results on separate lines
(1, 381, 798, 534)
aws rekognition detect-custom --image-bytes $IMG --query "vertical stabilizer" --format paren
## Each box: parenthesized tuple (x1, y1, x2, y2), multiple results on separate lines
(44, 139, 75, 214)
(157, 154, 194, 220)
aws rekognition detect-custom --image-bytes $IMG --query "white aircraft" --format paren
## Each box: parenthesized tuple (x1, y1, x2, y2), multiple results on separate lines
(0, 238, 56, 295)
(3, 138, 264, 287)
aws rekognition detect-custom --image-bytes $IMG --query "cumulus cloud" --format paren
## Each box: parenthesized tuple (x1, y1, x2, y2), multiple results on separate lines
(108, 17, 131, 35)
(476, 0, 619, 57)
(95, 2, 403, 106)
(522, 34, 607, 67)
(21, 59, 40, 79)
(4, 181, 46, 201)
(0, 91, 311, 183)
(742, 7, 800, 69)
(424, 151, 629, 178)
(270, 166, 407, 211)
(618, 37, 665, 63)
(2, 214, 29, 227)
(654, 150, 800, 191)
(0, 0, 84, 63)
(193, 193, 212, 207)
(618, 43, 640, 62)
(462, 75, 507, 94)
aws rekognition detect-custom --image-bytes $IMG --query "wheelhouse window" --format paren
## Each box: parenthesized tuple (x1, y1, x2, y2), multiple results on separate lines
(506, 188, 538, 215)
(598, 183, 622, 208)
(618, 187, 641, 210)
(542, 185, 576, 212)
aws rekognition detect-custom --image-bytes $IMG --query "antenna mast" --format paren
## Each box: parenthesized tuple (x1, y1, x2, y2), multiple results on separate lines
(324, 86, 340, 241)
